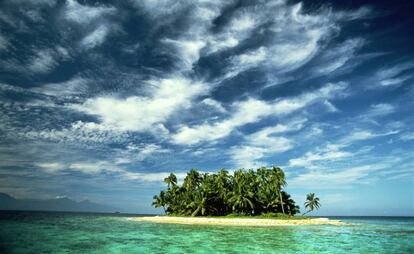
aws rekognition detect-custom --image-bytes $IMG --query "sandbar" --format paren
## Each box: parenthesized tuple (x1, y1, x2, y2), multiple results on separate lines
(131, 216, 346, 226)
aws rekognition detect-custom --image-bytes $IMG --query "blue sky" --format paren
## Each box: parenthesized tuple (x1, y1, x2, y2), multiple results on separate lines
(0, 0, 413, 215)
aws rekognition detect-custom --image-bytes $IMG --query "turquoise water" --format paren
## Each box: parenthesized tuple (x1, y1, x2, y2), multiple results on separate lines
(0, 212, 413, 253)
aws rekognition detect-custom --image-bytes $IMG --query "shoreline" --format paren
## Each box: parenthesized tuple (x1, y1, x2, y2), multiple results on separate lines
(130, 216, 346, 226)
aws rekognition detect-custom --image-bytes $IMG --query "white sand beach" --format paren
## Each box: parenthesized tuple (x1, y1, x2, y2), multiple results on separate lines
(131, 216, 346, 226)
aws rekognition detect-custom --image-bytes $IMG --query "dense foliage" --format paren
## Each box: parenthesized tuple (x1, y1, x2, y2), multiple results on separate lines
(152, 166, 301, 216)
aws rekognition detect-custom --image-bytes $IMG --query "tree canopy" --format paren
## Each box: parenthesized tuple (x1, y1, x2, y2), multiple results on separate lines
(152, 166, 301, 216)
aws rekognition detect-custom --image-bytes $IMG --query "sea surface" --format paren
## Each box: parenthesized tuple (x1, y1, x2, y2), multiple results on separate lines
(0, 211, 413, 253)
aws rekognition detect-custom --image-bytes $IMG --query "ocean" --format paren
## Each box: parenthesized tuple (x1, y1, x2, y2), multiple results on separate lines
(0, 211, 413, 253)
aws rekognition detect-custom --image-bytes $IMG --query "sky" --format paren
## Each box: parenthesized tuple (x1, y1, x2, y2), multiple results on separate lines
(0, 0, 413, 216)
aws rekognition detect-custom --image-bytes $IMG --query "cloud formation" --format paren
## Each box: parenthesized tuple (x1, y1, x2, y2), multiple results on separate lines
(0, 0, 412, 213)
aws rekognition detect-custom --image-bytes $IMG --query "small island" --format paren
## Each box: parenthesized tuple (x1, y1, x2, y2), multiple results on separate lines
(133, 166, 345, 226)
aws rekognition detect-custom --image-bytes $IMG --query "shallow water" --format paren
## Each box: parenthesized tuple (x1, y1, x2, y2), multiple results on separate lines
(0, 211, 413, 253)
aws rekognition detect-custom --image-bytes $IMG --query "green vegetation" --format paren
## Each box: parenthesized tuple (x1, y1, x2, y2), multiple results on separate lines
(152, 166, 318, 217)
(302, 193, 321, 216)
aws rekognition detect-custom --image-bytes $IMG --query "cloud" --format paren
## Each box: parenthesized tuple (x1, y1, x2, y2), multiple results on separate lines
(1, 46, 70, 75)
(229, 118, 306, 168)
(32, 76, 89, 97)
(68, 162, 120, 174)
(163, 39, 206, 70)
(22, 122, 128, 145)
(289, 163, 386, 189)
(145, 0, 365, 83)
(376, 62, 414, 87)
(70, 76, 207, 133)
(28, 50, 58, 74)
(80, 25, 110, 49)
(114, 143, 170, 165)
(219, 2, 342, 80)
(400, 132, 414, 141)
(157, 2, 228, 71)
(230, 138, 292, 169)
(131, 0, 191, 19)
(365, 103, 395, 117)
(35, 159, 188, 183)
(323, 100, 339, 112)
(334, 6, 373, 21)
(36, 162, 66, 172)
(289, 144, 352, 168)
(310, 38, 365, 75)
(64, 0, 115, 24)
(201, 98, 226, 113)
(344, 129, 399, 143)
(172, 82, 347, 145)
(0, 34, 8, 51)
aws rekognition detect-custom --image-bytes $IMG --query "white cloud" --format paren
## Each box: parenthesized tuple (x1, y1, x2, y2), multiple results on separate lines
(228, 118, 306, 168)
(220, 3, 338, 79)
(376, 62, 414, 87)
(157, 2, 228, 71)
(247, 118, 307, 145)
(132, 0, 189, 18)
(81, 25, 109, 49)
(64, 0, 115, 24)
(71, 76, 207, 132)
(400, 132, 414, 141)
(323, 100, 339, 112)
(345, 129, 399, 143)
(0, 34, 8, 51)
(289, 144, 352, 168)
(311, 38, 364, 75)
(365, 103, 395, 117)
(380, 76, 411, 86)
(23, 121, 130, 145)
(148, 0, 360, 81)
(68, 162, 108, 174)
(36, 159, 189, 183)
(36, 162, 66, 172)
(290, 163, 386, 189)
(163, 39, 206, 70)
(172, 82, 346, 145)
(335, 6, 372, 21)
(32, 76, 88, 97)
(67, 161, 142, 175)
(230, 139, 292, 169)
(28, 50, 58, 74)
(229, 14, 257, 32)
(121, 171, 188, 183)
(202, 98, 226, 113)
(226, 47, 267, 77)
(115, 143, 170, 165)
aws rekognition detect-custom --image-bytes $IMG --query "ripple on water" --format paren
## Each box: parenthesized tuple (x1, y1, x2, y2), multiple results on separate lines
(0, 213, 413, 253)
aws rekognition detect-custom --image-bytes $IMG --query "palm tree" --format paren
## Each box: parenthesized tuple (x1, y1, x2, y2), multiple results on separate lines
(164, 173, 177, 189)
(153, 166, 300, 217)
(228, 170, 255, 214)
(183, 169, 201, 191)
(281, 191, 300, 216)
(302, 193, 321, 216)
(152, 191, 167, 214)
(271, 166, 286, 214)
(189, 189, 208, 216)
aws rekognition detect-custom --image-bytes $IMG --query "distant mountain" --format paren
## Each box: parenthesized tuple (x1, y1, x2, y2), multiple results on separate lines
(0, 192, 117, 213)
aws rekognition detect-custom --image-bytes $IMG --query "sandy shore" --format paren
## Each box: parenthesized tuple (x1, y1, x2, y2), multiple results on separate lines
(130, 216, 346, 226)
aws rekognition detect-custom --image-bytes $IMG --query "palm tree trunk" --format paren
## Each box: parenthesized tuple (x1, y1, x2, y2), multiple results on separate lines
(302, 210, 310, 216)
(279, 191, 285, 214)
(191, 206, 200, 217)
